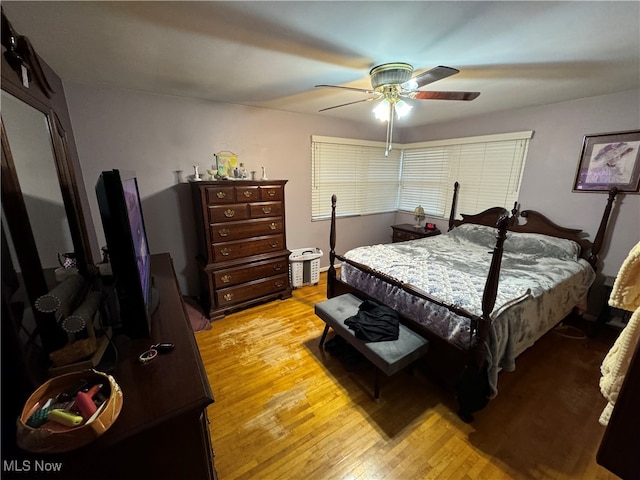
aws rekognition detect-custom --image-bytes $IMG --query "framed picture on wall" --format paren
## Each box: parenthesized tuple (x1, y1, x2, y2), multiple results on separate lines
(573, 130, 640, 193)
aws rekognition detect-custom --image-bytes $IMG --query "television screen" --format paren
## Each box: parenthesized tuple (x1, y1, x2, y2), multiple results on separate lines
(121, 177, 151, 306)
(96, 170, 155, 338)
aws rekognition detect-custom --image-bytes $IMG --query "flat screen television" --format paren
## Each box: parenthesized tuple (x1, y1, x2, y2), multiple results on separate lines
(96, 169, 157, 338)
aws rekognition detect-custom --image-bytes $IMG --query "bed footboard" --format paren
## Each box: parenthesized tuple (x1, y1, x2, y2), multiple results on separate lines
(326, 192, 514, 421)
(325, 185, 618, 422)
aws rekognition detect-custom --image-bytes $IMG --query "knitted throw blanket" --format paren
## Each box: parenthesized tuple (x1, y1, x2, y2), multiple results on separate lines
(599, 242, 640, 425)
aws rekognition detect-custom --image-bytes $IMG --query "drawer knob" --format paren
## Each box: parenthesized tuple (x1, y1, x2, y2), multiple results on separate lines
(273, 264, 282, 271)
(262, 206, 272, 214)
(221, 248, 231, 256)
(267, 189, 276, 197)
(218, 228, 229, 237)
(224, 209, 235, 218)
(223, 293, 234, 302)
(216, 191, 226, 199)
(270, 241, 279, 248)
(275, 281, 284, 288)
(269, 222, 277, 230)
(243, 190, 252, 198)
(221, 274, 232, 284)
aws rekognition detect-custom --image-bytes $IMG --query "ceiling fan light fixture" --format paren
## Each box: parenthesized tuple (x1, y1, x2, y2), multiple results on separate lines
(369, 63, 413, 89)
(373, 100, 390, 122)
(395, 100, 412, 119)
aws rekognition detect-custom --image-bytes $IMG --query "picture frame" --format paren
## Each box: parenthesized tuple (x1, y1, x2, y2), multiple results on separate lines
(573, 130, 640, 193)
(215, 151, 238, 178)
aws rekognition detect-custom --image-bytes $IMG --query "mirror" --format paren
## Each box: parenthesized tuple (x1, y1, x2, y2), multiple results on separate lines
(1, 10, 97, 362)
(1, 90, 75, 269)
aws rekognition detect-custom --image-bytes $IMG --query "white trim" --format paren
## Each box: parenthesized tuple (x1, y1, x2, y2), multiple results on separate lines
(312, 131, 534, 150)
(404, 131, 534, 149)
(311, 135, 389, 149)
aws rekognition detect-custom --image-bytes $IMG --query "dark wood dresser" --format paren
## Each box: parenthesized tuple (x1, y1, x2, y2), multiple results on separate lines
(190, 180, 292, 319)
(391, 224, 441, 242)
(4, 254, 217, 480)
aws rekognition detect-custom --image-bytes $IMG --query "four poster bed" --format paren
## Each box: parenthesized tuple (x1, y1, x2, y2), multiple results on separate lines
(325, 183, 619, 421)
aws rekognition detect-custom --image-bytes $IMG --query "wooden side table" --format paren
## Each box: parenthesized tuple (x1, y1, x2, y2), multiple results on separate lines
(391, 224, 441, 243)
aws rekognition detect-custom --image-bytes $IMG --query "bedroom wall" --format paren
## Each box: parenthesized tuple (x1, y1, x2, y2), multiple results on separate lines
(66, 83, 638, 299)
(65, 83, 395, 295)
(401, 89, 640, 279)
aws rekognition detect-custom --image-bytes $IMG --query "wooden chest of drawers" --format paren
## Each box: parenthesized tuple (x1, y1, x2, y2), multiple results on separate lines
(191, 180, 292, 319)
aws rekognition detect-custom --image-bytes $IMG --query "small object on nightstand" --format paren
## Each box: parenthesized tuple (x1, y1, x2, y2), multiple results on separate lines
(391, 224, 441, 243)
(413, 206, 425, 228)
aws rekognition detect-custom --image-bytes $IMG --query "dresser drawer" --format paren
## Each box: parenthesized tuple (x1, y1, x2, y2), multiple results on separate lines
(215, 273, 289, 307)
(249, 202, 283, 218)
(259, 185, 283, 201)
(205, 186, 236, 204)
(235, 186, 260, 202)
(393, 230, 423, 242)
(213, 257, 288, 288)
(212, 234, 285, 262)
(208, 204, 249, 223)
(210, 218, 283, 242)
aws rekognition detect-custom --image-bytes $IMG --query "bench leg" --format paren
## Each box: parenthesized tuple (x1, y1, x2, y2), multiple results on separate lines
(319, 324, 330, 349)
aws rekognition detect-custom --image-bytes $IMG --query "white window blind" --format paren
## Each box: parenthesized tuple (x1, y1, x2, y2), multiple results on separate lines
(311, 131, 532, 221)
(399, 146, 451, 216)
(399, 132, 532, 218)
(311, 136, 401, 219)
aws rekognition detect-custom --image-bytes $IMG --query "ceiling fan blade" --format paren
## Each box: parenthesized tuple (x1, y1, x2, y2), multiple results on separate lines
(403, 66, 459, 89)
(318, 97, 377, 112)
(409, 91, 480, 101)
(315, 84, 378, 95)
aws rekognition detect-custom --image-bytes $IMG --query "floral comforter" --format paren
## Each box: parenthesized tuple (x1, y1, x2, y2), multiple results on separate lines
(340, 223, 595, 395)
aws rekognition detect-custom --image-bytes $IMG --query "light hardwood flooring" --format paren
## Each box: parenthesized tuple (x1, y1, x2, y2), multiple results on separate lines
(195, 273, 619, 480)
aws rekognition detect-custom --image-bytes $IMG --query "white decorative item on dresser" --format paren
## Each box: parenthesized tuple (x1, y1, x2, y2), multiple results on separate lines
(190, 179, 292, 319)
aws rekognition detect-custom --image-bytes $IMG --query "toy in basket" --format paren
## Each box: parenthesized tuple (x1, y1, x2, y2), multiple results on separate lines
(17, 369, 123, 453)
(289, 248, 323, 288)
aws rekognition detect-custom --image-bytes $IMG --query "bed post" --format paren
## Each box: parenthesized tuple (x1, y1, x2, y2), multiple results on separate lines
(327, 194, 337, 299)
(589, 187, 619, 271)
(448, 181, 460, 231)
(456, 209, 513, 423)
(478, 212, 512, 357)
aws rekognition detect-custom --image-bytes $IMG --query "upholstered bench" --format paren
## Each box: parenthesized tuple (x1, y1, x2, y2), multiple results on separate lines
(314, 293, 429, 399)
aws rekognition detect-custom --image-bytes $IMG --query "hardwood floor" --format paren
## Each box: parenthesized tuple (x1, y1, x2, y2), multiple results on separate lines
(195, 273, 619, 479)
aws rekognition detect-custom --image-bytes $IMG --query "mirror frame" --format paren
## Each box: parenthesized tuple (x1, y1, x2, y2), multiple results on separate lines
(1, 10, 98, 352)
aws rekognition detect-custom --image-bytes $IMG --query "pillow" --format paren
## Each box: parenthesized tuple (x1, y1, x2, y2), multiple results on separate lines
(450, 223, 581, 260)
(503, 231, 580, 260)
(447, 223, 499, 249)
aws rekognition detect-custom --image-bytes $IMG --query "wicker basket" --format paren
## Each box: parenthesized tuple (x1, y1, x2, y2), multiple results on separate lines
(16, 369, 123, 453)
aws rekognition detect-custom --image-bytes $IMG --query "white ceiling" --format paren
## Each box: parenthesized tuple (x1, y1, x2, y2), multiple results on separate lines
(3, 1, 640, 128)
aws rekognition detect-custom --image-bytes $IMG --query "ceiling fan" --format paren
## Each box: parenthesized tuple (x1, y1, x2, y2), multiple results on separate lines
(315, 63, 480, 154)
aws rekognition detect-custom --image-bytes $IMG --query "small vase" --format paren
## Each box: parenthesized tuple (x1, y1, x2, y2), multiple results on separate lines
(261, 166, 268, 180)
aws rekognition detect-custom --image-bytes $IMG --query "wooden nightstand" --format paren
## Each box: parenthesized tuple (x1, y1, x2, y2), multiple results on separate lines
(391, 224, 441, 242)
(592, 275, 631, 336)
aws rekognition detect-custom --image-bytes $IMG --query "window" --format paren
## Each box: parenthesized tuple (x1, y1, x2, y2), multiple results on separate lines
(398, 132, 532, 218)
(311, 131, 532, 220)
(311, 136, 401, 219)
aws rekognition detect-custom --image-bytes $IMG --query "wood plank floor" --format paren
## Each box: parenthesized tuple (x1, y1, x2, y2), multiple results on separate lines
(195, 273, 620, 480)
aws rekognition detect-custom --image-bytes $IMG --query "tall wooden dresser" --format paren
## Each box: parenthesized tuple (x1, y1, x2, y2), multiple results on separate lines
(191, 180, 292, 319)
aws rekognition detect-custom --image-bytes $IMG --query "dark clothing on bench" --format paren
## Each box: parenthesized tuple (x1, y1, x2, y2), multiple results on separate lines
(344, 300, 399, 342)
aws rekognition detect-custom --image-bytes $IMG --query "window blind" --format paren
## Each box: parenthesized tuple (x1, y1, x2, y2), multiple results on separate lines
(399, 132, 532, 217)
(312, 131, 532, 220)
(311, 136, 401, 219)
